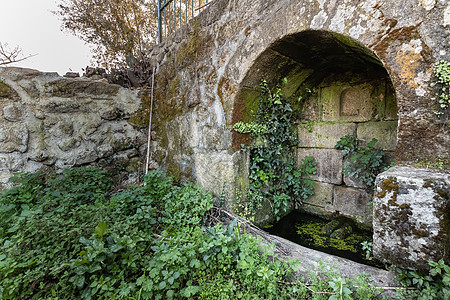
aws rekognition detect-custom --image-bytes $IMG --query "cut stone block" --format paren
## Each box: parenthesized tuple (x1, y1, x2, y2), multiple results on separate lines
(298, 94, 319, 122)
(298, 122, 356, 148)
(320, 83, 377, 122)
(357, 121, 398, 151)
(343, 173, 367, 189)
(301, 181, 333, 209)
(333, 186, 373, 227)
(300, 203, 332, 217)
(298, 148, 343, 184)
(373, 167, 450, 271)
(195, 151, 241, 198)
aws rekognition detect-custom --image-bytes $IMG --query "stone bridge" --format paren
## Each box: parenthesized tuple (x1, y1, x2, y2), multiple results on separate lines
(0, 0, 449, 270)
(147, 0, 449, 186)
(144, 0, 449, 269)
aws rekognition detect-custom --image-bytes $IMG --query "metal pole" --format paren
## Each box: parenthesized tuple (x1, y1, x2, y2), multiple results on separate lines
(164, 3, 167, 40)
(168, 1, 171, 35)
(158, 0, 162, 43)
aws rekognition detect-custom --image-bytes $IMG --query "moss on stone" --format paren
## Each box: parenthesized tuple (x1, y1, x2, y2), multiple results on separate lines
(0, 80, 12, 98)
(332, 33, 383, 68)
(376, 177, 399, 202)
(165, 156, 182, 183)
(175, 19, 212, 67)
(169, 74, 181, 96)
(414, 156, 450, 171)
(46, 79, 120, 97)
(128, 92, 152, 128)
(423, 179, 449, 201)
(231, 88, 260, 150)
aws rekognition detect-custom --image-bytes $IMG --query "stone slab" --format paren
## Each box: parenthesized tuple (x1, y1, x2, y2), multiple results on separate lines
(373, 167, 450, 271)
(298, 148, 343, 184)
(239, 220, 398, 289)
(301, 181, 333, 211)
(357, 121, 398, 151)
(333, 186, 373, 227)
(299, 202, 332, 217)
(298, 122, 356, 149)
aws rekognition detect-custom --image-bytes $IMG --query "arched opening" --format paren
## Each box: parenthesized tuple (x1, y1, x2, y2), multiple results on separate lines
(232, 30, 398, 262)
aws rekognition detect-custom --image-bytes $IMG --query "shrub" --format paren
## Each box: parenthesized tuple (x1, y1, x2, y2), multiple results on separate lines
(0, 167, 389, 299)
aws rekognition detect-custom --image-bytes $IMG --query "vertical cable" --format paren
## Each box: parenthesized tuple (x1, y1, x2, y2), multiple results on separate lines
(145, 66, 156, 175)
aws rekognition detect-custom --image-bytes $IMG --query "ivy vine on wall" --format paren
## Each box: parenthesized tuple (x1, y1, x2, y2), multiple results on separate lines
(233, 80, 316, 221)
(434, 60, 450, 117)
(335, 135, 393, 189)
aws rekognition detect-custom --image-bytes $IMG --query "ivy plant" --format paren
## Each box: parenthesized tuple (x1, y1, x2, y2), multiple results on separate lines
(335, 135, 392, 189)
(234, 80, 316, 221)
(434, 60, 450, 116)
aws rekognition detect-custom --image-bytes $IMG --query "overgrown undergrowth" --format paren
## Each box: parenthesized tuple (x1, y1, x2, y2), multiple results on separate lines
(0, 167, 446, 299)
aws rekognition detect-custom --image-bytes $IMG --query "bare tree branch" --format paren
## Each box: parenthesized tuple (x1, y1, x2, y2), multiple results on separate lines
(0, 42, 36, 66)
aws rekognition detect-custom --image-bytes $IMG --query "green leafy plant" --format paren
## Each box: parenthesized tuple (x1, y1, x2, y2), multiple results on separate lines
(0, 167, 392, 299)
(395, 259, 450, 300)
(328, 277, 353, 300)
(232, 122, 268, 135)
(433, 60, 450, 116)
(234, 80, 316, 221)
(361, 241, 373, 261)
(335, 135, 392, 189)
(0, 167, 112, 299)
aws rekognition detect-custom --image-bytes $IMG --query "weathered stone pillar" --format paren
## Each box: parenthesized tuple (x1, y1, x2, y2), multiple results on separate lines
(373, 167, 450, 270)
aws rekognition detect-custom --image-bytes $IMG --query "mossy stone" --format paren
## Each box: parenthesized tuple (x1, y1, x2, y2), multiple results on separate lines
(321, 219, 341, 235)
(129, 92, 152, 128)
(330, 225, 353, 239)
(0, 81, 13, 98)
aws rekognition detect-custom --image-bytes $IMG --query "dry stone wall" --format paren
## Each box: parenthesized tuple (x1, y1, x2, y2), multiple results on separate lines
(0, 67, 148, 188)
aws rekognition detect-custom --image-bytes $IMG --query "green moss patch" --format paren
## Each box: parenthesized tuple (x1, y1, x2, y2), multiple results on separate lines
(0, 81, 14, 98)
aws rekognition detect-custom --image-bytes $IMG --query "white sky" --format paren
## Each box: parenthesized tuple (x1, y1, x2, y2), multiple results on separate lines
(0, 0, 92, 76)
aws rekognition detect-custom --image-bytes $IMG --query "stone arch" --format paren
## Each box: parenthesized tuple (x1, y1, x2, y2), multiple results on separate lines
(231, 30, 398, 226)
